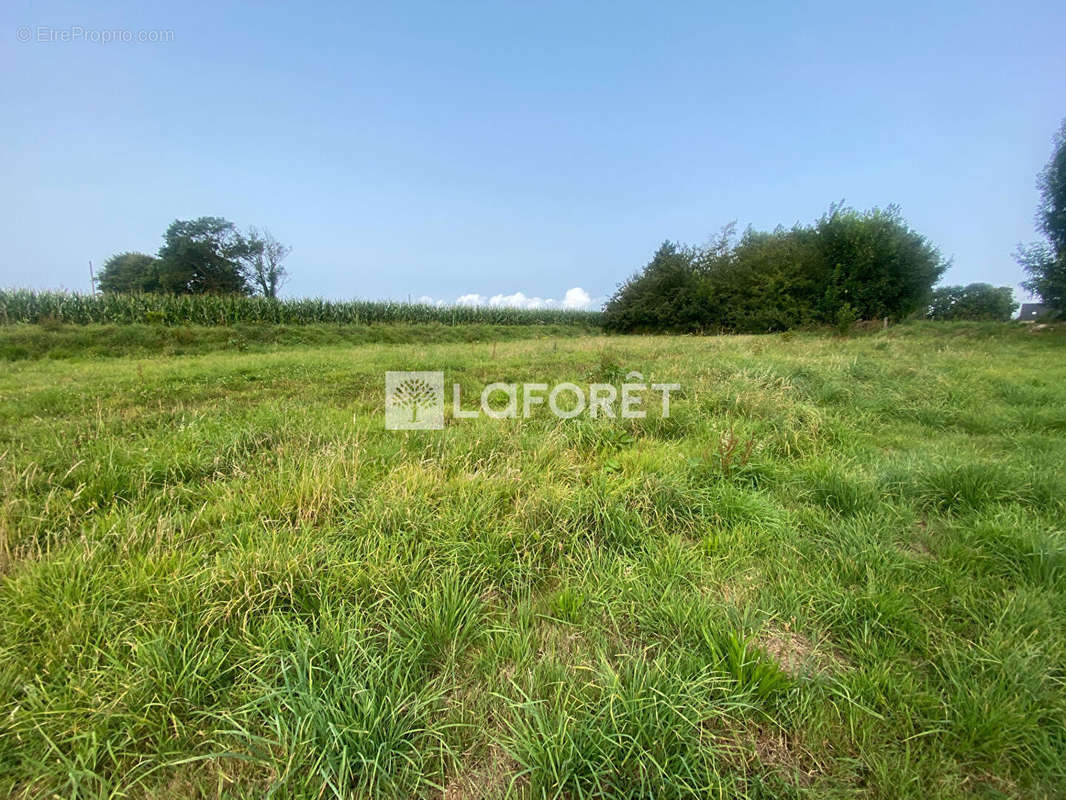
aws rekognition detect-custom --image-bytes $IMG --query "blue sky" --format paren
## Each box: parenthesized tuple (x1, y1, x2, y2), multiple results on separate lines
(2, 0, 1063, 308)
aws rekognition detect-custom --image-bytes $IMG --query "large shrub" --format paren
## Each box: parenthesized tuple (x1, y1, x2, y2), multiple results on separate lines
(602, 242, 701, 333)
(702, 225, 825, 332)
(604, 205, 948, 333)
(814, 205, 946, 321)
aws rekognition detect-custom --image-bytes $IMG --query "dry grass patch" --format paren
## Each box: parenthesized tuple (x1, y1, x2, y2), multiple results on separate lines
(710, 721, 827, 791)
(442, 747, 521, 800)
(756, 624, 846, 678)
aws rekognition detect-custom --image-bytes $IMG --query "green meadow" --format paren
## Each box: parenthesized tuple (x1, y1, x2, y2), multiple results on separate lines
(1, 322, 1064, 798)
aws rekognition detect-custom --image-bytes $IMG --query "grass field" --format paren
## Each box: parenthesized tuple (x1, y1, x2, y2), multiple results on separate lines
(1, 322, 1065, 798)
(0, 322, 599, 362)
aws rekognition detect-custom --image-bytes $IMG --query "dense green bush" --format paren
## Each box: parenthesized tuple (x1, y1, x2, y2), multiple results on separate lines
(926, 283, 1018, 321)
(597, 241, 703, 332)
(0, 290, 603, 328)
(604, 205, 948, 333)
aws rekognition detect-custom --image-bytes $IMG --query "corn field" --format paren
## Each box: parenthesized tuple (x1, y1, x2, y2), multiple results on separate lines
(0, 290, 603, 327)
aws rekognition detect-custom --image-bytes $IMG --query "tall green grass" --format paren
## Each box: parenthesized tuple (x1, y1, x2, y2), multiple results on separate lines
(2, 325, 1065, 798)
(0, 321, 599, 361)
(0, 289, 603, 327)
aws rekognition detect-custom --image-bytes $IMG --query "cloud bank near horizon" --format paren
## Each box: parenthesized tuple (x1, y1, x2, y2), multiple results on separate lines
(415, 287, 601, 311)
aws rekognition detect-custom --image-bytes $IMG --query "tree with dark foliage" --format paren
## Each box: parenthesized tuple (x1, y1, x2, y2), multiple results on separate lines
(1016, 120, 1066, 316)
(156, 217, 257, 295)
(95, 252, 162, 294)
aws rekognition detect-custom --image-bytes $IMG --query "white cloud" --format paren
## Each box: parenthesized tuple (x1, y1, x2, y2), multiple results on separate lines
(427, 287, 598, 310)
(489, 292, 553, 309)
(561, 287, 592, 309)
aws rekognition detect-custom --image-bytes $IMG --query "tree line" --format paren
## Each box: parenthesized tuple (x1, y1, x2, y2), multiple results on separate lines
(96, 217, 290, 298)
(604, 205, 956, 333)
(926, 284, 1017, 321)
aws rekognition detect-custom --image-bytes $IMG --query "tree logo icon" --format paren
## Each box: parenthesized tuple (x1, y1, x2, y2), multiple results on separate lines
(392, 377, 436, 421)
(385, 371, 445, 429)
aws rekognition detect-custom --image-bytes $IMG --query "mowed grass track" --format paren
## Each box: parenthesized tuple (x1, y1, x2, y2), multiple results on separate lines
(1, 323, 1064, 798)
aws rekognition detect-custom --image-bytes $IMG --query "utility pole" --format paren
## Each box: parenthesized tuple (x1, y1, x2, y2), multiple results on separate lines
(88, 260, 96, 295)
